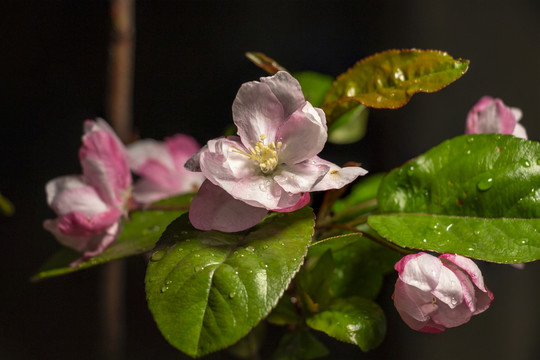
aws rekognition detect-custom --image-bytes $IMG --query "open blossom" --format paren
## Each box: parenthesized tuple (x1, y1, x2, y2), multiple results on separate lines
(393, 252, 493, 333)
(43, 119, 132, 265)
(466, 96, 527, 139)
(127, 134, 205, 204)
(185, 71, 367, 232)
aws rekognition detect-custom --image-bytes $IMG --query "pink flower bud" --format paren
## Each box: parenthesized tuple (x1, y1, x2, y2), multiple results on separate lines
(393, 252, 493, 333)
(466, 96, 527, 139)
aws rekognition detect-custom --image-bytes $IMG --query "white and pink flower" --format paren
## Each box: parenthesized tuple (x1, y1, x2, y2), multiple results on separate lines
(185, 71, 367, 232)
(128, 134, 205, 204)
(466, 96, 527, 139)
(43, 119, 132, 265)
(393, 252, 493, 333)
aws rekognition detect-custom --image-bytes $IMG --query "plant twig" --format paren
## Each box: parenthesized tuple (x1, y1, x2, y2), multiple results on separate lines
(99, 1, 135, 359)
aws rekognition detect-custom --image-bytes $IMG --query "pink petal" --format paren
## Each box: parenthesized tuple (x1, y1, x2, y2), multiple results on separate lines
(308, 156, 368, 192)
(465, 96, 516, 135)
(46, 176, 110, 216)
(397, 252, 442, 292)
(393, 279, 443, 329)
(431, 264, 464, 309)
(440, 254, 487, 292)
(79, 121, 131, 207)
(512, 123, 528, 139)
(165, 134, 202, 171)
(56, 208, 123, 236)
(276, 102, 328, 164)
(272, 192, 310, 213)
(273, 162, 329, 193)
(430, 300, 472, 328)
(189, 180, 268, 232)
(128, 139, 175, 173)
(132, 178, 179, 204)
(232, 78, 285, 148)
(43, 219, 119, 266)
(260, 71, 306, 118)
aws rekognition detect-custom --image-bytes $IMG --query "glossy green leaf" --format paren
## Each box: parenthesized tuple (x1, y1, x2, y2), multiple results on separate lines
(294, 71, 334, 107)
(0, 192, 14, 216)
(297, 249, 334, 311)
(322, 49, 469, 125)
(145, 207, 314, 357)
(369, 134, 540, 263)
(31, 194, 192, 280)
(309, 234, 399, 299)
(272, 329, 329, 360)
(332, 173, 384, 222)
(327, 105, 368, 145)
(306, 297, 386, 352)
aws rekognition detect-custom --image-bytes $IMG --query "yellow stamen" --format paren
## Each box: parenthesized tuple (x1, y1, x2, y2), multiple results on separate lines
(232, 134, 281, 174)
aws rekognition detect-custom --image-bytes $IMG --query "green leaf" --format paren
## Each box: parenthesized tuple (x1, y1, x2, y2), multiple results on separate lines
(297, 249, 335, 311)
(309, 234, 399, 299)
(31, 194, 193, 280)
(294, 71, 334, 107)
(322, 49, 469, 125)
(272, 329, 329, 360)
(0, 192, 14, 216)
(369, 134, 540, 263)
(145, 207, 315, 357)
(266, 294, 301, 326)
(306, 297, 386, 352)
(332, 173, 384, 222)
(327, 105, 368, 145)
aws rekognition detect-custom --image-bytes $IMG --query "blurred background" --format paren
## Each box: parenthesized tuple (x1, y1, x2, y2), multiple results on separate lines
(1, 1, 539, 359)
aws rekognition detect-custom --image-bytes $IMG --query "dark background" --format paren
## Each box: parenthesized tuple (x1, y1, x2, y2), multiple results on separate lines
(1, 1, 539, 359)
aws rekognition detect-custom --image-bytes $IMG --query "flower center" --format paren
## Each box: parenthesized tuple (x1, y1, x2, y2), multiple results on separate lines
(233, 134, 282, 174)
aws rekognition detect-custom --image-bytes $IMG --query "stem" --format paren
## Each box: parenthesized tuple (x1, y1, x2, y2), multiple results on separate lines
(329, 223, 411, 255)
(99, 1, 135, 359)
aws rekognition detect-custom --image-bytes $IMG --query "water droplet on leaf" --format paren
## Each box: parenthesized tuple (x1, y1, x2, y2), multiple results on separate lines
(520, 158, 531, 167)
(161, 286, 168, 293)
(229, 292, 236, 299)
(151, 250, 166, 261)
(477, 177, 493, 191)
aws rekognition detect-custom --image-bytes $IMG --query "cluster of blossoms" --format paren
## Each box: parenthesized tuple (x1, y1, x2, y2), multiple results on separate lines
(43, 119, 204, 265)
(45, 73, 526, 333)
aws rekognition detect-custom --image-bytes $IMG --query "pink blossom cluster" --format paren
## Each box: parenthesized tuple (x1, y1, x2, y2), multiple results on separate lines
(43, 119, 203, 265)
(466, 96, 527, 139)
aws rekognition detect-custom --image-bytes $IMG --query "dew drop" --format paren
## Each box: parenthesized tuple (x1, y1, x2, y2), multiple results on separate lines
(150, 249, 166, 262)
(280, 242, 285, 246)
(194, 253, 201, 258)
(446, 224, 454, 231)
(468, 247, 475, 251)
(466, 137, 474, 144)
(161, 286, 169, 293)
(235, 271, 239, 275)
(177, 248, 183, 252)
(407, 166, 415, 176)
(166, 280, 173, 285)
(246, 246, 255, 252)
(422, 239, 427, 243)
(476, 177, 493, 191)
(520, 158, 531, 167)
(263, 245, 269, 250)
(466, 150, 471, 155)
(450, 297, 457, 306)
(474, 229, 480, 235)
(180, 231, 188, 235)
(229, 292, 236, 299)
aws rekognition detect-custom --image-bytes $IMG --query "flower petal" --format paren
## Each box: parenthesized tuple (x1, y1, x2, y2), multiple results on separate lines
(128, 139, 175, 173)
(79, 120, 131, 207)
(431, 264, 463, 309)
(396, 252, 442, 292)
(43, 219, 119, 266)
(57, 208, 123, 236)
(272, 192, 310, 213)
(165, 134, 203, 172)
(273, 162, 329, 193)
(46, 176, 110, 216)
(466, 96, 516, 135)
(189, 180, 268, 232)
(277, 102, 328, 164)
(260, 71, 306, 118)
(308, 157, 368, 192)
(233, 78, 285, 148)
